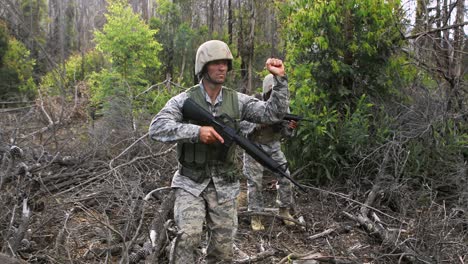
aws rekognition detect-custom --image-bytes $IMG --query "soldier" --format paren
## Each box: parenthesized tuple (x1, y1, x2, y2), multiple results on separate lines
(149, 40, 289, 263)
(240, 73, 297, 231)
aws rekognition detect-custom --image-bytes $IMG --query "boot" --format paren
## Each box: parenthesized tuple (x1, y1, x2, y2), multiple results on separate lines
(279, 207, 295, 226)
(251, 216, 265, 231)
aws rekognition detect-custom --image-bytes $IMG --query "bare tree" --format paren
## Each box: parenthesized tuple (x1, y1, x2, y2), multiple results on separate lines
(238, 0, 255, 94)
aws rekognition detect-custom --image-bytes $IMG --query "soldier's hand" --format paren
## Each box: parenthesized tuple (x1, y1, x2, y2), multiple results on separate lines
(199, 126, 224, 144)
(288, 120, 298, 129)
(266, 58, 285, 77)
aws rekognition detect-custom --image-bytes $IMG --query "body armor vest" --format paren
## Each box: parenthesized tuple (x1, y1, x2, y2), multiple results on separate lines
(249, 123, 283, 144)
(177, 86, 240, 182)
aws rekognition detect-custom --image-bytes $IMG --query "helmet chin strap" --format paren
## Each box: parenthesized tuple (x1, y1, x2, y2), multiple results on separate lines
(202, 72, 225, 85)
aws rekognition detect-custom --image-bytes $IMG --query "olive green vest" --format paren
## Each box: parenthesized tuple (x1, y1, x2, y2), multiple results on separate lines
(177, 86, 240, 179)
(249, 123, 283, 144)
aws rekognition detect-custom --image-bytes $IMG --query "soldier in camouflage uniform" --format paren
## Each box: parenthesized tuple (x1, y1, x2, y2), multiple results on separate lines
(149, 40, 289, 263)
(240, 74, 297, 231)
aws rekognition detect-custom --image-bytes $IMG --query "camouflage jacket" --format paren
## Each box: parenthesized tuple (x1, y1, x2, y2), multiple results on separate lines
(149, 75, 288, 203)
(239, 112, 294, 145)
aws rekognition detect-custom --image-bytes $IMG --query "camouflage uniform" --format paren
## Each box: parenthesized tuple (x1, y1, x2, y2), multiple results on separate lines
(149, 77, 288, 263)
(240, 119, 294, 212)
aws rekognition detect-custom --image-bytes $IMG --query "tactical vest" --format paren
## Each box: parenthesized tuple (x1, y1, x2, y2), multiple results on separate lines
(177, 86, 240, 181)
(249, 123, 283, 144)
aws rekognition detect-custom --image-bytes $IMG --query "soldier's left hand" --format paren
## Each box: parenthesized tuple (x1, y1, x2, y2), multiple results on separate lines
(265, 58, 285, 77)
(288, 120, 298, 129)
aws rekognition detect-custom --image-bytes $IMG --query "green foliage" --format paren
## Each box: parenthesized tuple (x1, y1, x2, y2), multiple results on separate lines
(285, 94, 383, 184)
(92, 1, 162, 106)
(402, 118, 467, 200)
(0, 36, 36, 100)
(95, 1, 161, 80)
(39, 50, 106, 97)
(282, 0, 408, 183)
(285, 0, 405, 104)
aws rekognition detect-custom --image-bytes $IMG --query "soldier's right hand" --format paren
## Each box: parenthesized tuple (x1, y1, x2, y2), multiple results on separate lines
(199, 126, 224, 144)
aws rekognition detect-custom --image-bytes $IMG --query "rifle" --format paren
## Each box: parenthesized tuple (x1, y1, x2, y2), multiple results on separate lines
(283, 113, 313, 122)
(182, 98, 306, 192)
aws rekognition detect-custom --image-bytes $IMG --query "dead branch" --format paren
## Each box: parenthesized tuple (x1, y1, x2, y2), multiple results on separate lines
(404, 22, 468, 40)
(0, 253, 27, 264)
(342, 211, 432, 263)
(238, 210, 306, 227)
(8, 199, 31, 254)
(300, 184, 398, 221)
(54, 209, 72, 257)
(147, 189, 176, 263)
(109, 132, 149, 169)
(278, 251, 357, 264)
(233, 248, 278, 264)
(308, 225, 351, 240)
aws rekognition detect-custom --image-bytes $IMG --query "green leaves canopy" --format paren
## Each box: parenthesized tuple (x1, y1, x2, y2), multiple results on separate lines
(94, 1, 161, 81)
(92, 1, 162, 104)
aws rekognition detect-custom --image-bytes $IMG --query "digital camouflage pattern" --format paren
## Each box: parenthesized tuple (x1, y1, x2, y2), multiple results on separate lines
(240, 119, 295, 212)
(171, 184, 237, 263)
(149, 76, 288, 263)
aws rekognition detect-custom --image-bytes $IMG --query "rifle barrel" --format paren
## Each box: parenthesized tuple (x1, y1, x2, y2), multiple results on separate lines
(283, 113, 313, 122)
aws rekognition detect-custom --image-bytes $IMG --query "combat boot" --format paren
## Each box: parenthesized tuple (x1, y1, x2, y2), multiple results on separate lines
(251, 216, 265, 231)
(279, 207, 295, 226)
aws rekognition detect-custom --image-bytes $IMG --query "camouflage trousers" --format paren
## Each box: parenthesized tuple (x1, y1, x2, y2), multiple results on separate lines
(242, 141, 294, 211)
(171, 182, 237, 264)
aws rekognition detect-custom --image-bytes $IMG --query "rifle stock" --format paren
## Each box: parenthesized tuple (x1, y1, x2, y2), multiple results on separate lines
(182, 98, 306, 192)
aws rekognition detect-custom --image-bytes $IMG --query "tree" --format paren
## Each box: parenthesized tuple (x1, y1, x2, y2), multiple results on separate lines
(237, 0, 256, 94)
(0, 20, 8, 67)
(91, 0, 162, 131)
(3, 38, 36, 99)
(0, 22, 35, 100)
(150, 0, 182, 82)
(92, 0, 161, 102)
(282, 0, 406, 182)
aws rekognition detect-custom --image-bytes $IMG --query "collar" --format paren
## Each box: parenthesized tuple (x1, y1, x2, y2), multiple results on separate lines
(199, 81, 224, 106)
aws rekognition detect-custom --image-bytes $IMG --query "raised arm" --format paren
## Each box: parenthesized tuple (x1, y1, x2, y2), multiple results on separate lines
(239, 58, 289, 123)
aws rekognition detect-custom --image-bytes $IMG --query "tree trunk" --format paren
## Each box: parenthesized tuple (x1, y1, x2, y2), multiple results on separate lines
(209, 0, 215, 37)
(228, 0, 233, 45)
(448, 0, 465, 113)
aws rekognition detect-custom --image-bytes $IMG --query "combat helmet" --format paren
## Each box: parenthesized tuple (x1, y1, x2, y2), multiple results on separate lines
(195, 40, 233, 76)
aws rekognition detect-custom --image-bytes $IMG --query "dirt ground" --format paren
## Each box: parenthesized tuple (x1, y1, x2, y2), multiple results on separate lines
(1, 110, 467, 264)
(233, 176, 379, 264)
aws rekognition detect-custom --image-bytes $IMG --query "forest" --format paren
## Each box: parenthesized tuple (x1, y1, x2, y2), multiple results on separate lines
(0, 0, 466, 263)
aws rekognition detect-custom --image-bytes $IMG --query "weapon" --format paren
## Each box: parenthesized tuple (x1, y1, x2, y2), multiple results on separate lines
(283, 113, 313, 122)
(182, 98, 306, 192)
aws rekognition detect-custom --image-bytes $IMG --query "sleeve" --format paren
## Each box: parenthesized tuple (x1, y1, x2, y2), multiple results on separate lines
(239, 75, 289, 124)
(239, 120, 258, 137)
(148, 92, 201, 143)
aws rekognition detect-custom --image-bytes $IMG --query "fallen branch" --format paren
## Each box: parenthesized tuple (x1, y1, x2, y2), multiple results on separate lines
(342, 211, 432, 264)
(233, 248, 277, 264)
(238, 211, 306, 227)
(308, 225, 351, 240)
(146, 189, 176, 262)
(278, 251, 355, 264)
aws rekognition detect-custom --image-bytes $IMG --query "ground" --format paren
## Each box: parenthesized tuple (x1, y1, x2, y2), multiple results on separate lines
(1, 111, 466, 264)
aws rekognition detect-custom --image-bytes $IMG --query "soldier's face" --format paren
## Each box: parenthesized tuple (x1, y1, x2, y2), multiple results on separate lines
(206, 60, 228, 84)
